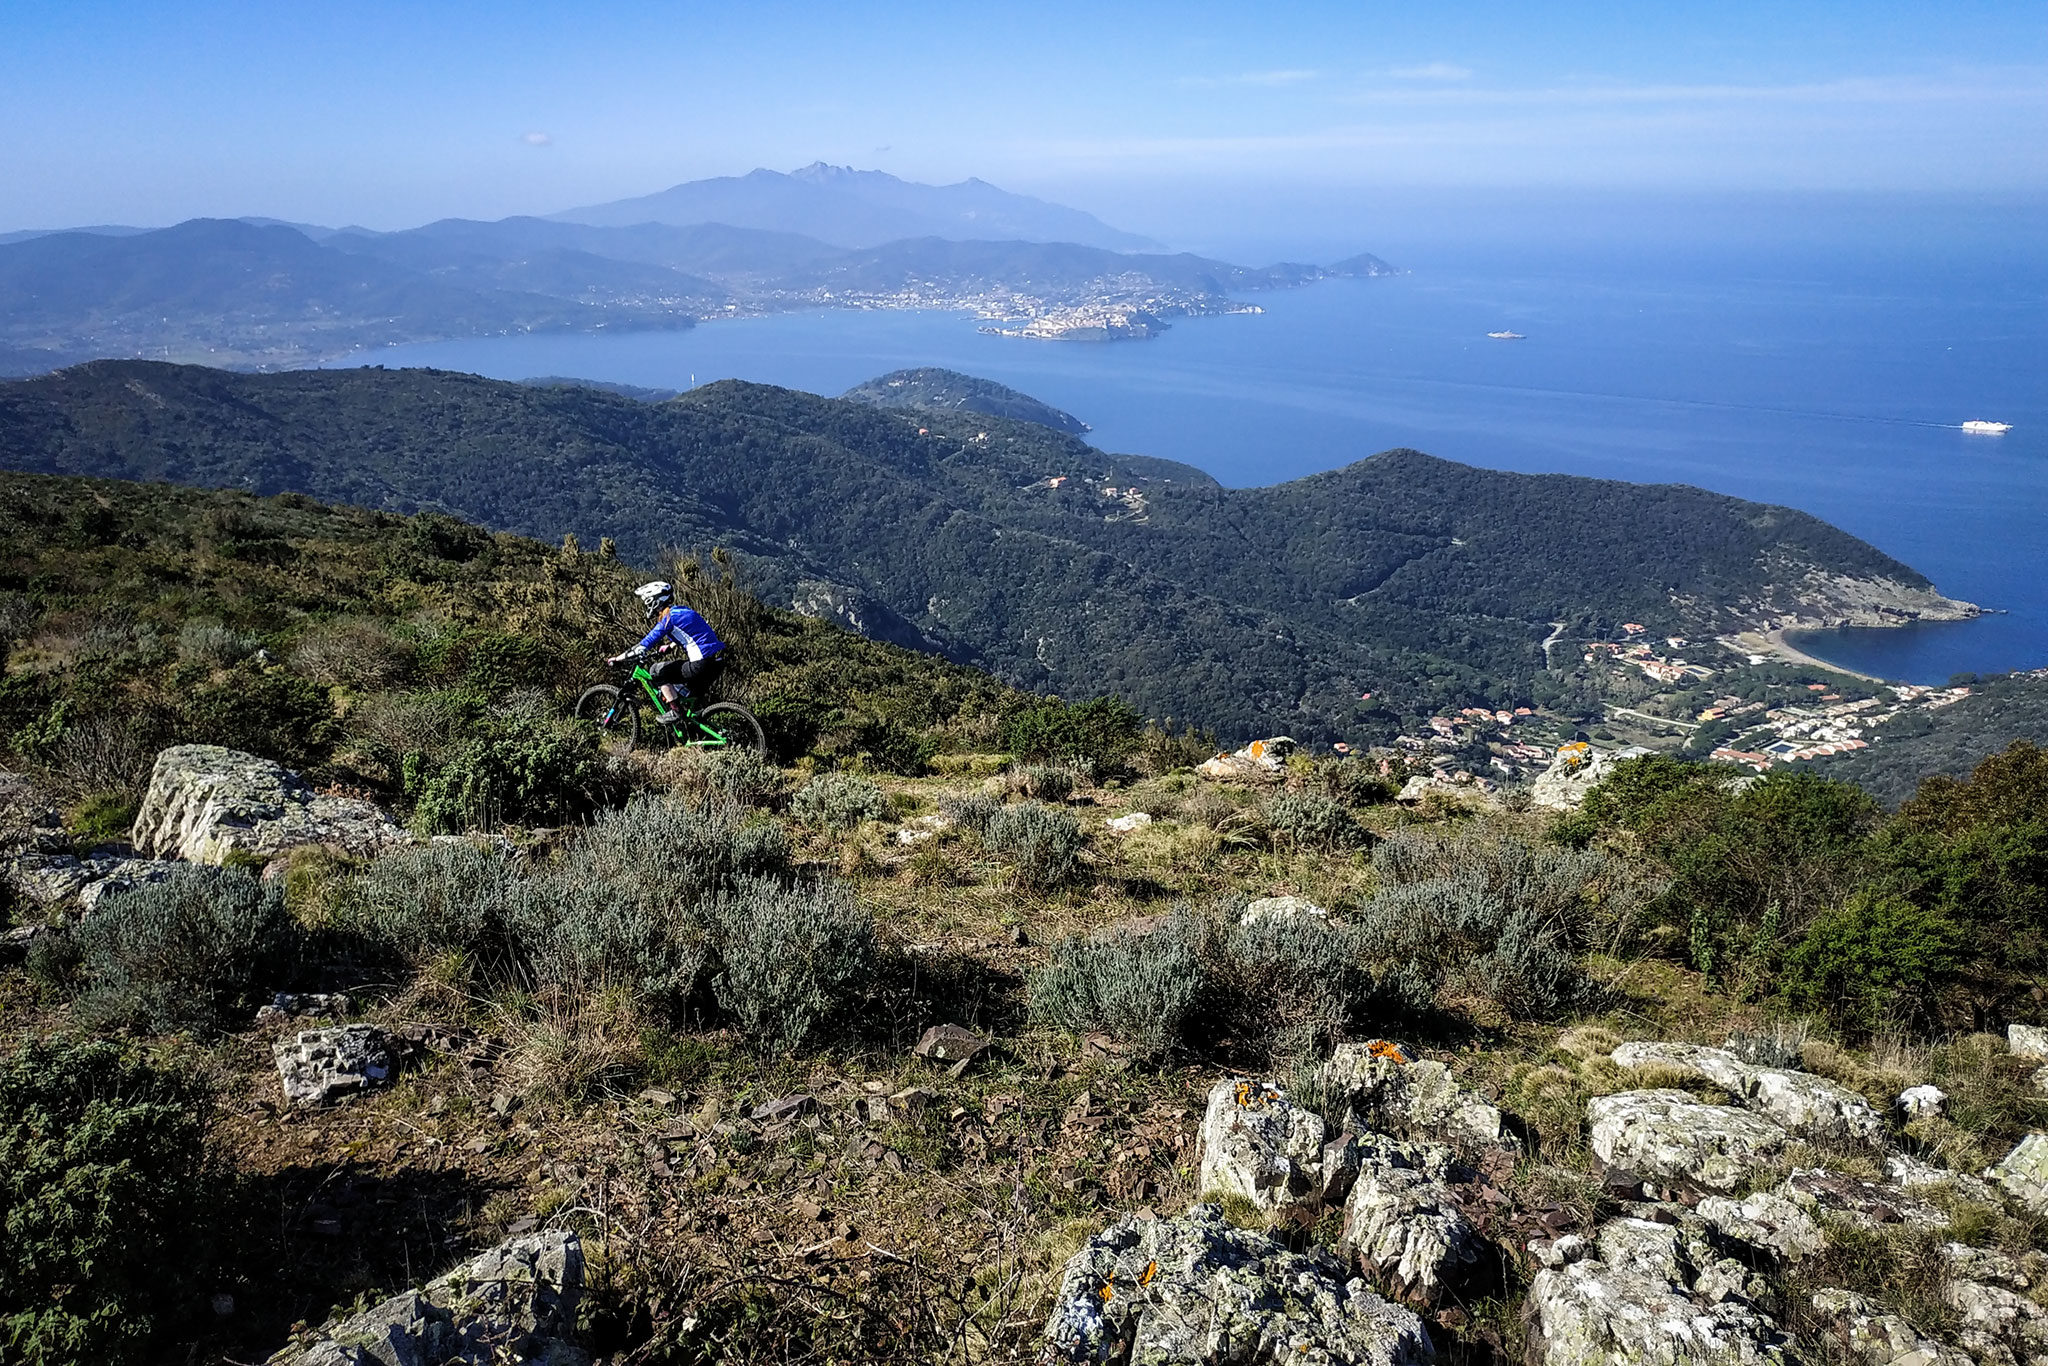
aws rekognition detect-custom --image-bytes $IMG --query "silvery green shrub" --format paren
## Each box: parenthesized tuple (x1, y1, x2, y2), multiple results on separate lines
(71, 866, 296, 1035)
(984, 801, 1084, 891)
(1030, 913, 1205, 1060)
(701, 876, 875, 1052)
(1262, 791, 1366, 850)
(791, 772, 888, 830)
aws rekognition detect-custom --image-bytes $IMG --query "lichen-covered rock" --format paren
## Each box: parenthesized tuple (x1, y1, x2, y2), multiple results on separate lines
(1041, 1203, 1432, 1366)
(1809, 1289, 1972, 1366)
(1695, 1190, 1824, 1262)
(1589, 1090, 1788, 1193)
(3, 850, 180, 910)
(1897, 1085, 1947, 1120)
(1944, 1272, 2048, 1366)
(1942, 1242, 2043, 1292)
(274, 1025, 395, 1107)
(1779, 1168, 1950, 1231)
(1241, 896, 1329, 926)
(268, 1230, 584, 1365)
(1611, 1041, 1887, 1147)
(2008, 1024, 2048, 1062)
(1197, 1078, 1328, 1215)
(1530, 747, 1614, 810)
(1885, 1153, 2001, 1206)
(1340, 1136, 1475, 1305)
(1318, 1044, 1510, 1152)
(1196, 738, 1294, 785)
(1987, 1133, 2048, 1215)
(132, 745, 410, 865)
(1528, 1217, 1785, 1365)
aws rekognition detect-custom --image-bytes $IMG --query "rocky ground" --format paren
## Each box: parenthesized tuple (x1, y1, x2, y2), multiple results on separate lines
(7, 741, 2048, 1365)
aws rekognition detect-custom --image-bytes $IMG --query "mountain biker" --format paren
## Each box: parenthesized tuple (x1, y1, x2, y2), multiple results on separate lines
(607, 581, 727, 725)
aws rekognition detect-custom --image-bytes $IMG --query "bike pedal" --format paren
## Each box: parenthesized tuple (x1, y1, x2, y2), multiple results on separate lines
(654, 710, 681, 724)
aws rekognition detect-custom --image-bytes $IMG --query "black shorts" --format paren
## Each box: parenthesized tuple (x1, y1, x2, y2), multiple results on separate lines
(647, 652, 726, 700)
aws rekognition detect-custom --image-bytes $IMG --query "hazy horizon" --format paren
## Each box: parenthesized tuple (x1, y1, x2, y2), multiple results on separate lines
(5, 1, 2043, 254)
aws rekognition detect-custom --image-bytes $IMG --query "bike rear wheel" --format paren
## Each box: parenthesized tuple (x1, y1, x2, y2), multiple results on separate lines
(573, 684, 640, 755)
(696, 702, 766, 757)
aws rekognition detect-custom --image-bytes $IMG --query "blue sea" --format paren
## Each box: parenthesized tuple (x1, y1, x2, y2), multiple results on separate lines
(345, 221, 2048, 684)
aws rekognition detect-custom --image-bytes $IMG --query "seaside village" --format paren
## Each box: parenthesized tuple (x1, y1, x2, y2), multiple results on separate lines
(1280, 620, 1986, 804)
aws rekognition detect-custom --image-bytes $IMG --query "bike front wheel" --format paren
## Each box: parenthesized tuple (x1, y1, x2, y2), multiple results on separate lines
(696, 702, 766, 757)
(573, 683, 640, 756)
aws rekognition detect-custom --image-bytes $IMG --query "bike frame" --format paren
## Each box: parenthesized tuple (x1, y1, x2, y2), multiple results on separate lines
(624, 663, 736, 747)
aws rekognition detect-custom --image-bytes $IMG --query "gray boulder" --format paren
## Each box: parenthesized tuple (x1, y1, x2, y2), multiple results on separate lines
(274, 1025, 395, 1107)
(1808, 1289, 1971, 1366)
(2008, 1024, 2048, 1062)
(1944, 1272, 2048, 1366)
(1886, 1152, 2001, 1206)
(1196, 1078, 1328, 1216)
(1530, 748, 1614, 811)
(1695, 1190, 1824, 1262)
(132, 745, 410, 865)
(268, 1230, 584, 1365)
(1318, 1043, 1511, 1152)
(1588, 1090, 1788, 1192)
(1986, 1133, 2048, 1214)
(1780, 1168, 1950, 1231)
(1040, 1203, 1432, 1366)
(1241, 896, 1329, 925)
(3, 849, 180, 910)
(1611, 1041, 1887, 1148)
(1528, 1217, 1784, 1365)
(1339, 1135, 1476, 1305)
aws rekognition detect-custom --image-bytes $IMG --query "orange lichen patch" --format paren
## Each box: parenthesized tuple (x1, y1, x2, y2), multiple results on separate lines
(1367, 1039, 1409, 1064)
(1248, 739, 1268, 758)
(1140, 1260, 1159, 1286)
(1234, 1080, 1277, 1108)
(1099, 1282, 1114, 1302)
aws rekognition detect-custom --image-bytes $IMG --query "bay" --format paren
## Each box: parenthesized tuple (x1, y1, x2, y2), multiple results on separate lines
(342, 251, 2048, 685)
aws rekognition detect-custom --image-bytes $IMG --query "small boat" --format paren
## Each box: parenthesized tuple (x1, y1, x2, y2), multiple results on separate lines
(1961, 420, 2012, 435)
(1487, 330, 1525, 340)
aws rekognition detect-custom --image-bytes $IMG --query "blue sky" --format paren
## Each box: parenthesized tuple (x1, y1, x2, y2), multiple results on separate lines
(2, 0, 2043, 239)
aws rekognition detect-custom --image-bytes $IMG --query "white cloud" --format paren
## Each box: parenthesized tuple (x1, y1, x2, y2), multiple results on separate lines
(521, 131, 552, 146)
(1387, 63, 1472, 81)
(1184, 68, 1321, 88)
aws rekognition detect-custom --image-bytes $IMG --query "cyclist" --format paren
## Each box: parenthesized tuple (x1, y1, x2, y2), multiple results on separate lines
(607, 581, 728, 725)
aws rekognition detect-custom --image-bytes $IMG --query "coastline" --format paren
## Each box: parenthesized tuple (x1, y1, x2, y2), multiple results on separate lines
(1729, 628, 1894, 684)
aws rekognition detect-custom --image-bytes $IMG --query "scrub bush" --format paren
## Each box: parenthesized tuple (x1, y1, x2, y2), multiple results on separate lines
(984, 802, 1085, 892)
(0, 1040, 220, 1366)
(1029, 913, 1205, 1062)
(791, 773, 888, 831)
(702, 877, 876, 1052)
(70, 867, 296, 1035)
(403, 715, 605, 833)
(1262, 791, 1367, 850)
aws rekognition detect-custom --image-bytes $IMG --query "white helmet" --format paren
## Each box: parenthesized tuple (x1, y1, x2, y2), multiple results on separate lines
(633, 581, 673, 620)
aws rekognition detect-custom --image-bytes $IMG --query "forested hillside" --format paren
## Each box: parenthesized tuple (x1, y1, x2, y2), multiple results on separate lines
(0, 360, 1964, 740)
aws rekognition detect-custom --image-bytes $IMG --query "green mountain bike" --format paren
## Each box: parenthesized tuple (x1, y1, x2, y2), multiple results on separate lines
(573, 661, 766, 757)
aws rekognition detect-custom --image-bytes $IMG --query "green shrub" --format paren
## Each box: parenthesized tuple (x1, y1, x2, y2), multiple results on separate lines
(337, 842, 533, 975)
(1030, 914, 1205, 1061)
(1783, 890, 1964, 1034)
(1262, 791, 1366, 850)
(403, 715, 604, 833)
(70, 867, 297, 1035)
(1219, 908, 1374, 1061)
(1310, 758, 1399, 807)
(984, 802, 1085, 892)
(0, 1039, 220, 1366)
(1001, 695, 1141, 770)
(1014, 764, 1076, 803)
(790, 773, 888, 830)
(1357, 828, 1628, 1021)
(940, 792, 1000, 834)
(661, 747, 790, 809)
(175, 620, 261, 668)
(180, 663, 338, 768)
(702, 877, 876, 1052)
(66, 791, 138, 847)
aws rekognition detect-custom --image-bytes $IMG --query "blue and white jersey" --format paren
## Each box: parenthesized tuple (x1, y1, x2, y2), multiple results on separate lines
(635, 605, 726, 661)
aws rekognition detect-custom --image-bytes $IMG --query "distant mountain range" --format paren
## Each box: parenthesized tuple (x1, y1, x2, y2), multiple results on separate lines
(0, 360, 1966, 740)
(548, 162, 1160, 252)
(0, 168, 1398, 375)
